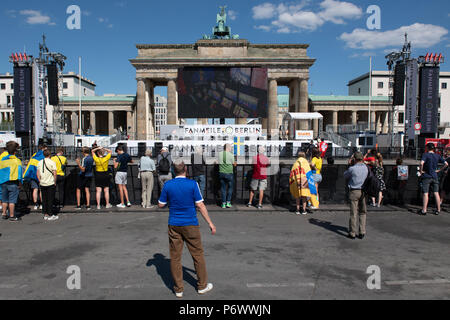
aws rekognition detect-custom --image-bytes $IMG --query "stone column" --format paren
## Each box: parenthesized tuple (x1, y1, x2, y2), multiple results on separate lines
(299, 79, 309, 130)
(382, 112, 389, 134)
(167, 79, 178, 125)
(313, 119, 319, 138)
(376, 112, 382, 134)
(127, 111, 134, 139)
(352, 111, 358, 125)
(261, 118, 268, 132)
(71, 112, 78, 134)
(90, 111, 96, 135)
(136, 78, 147, 140)
(370, 111, 376, 131)
(108, 111, 115, 135)
(268, 79, 278, 138)
(333, 111, 338, 128)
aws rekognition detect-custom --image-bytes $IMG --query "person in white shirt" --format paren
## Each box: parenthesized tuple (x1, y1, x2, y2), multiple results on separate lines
(37, 150, 58, 221)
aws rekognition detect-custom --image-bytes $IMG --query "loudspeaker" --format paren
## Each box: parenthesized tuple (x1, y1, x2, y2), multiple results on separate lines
(138, 143, 147, 158)
(154, 142, 163, 158)
(393, 62, 406, 106)
(47, 63, 59, 106)
(285, 143, 293, 158)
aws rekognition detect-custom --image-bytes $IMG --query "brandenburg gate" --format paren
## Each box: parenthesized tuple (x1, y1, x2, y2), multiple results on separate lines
(130, 8, 315, 140)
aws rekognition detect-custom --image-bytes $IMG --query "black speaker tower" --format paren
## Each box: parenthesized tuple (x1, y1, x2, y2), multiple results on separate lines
(47, 62, 59, 106)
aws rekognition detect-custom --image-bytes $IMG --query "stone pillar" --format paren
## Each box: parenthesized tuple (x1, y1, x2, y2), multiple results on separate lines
(352, 111, 358, 125)
(261, 118, 268, 133)
(313, 119, 319, 138)
(108, 111, 115, 135)
(127, 111, 134, 139)
(90, 111, 96, 135)
(382, 112, 389, 134)
(370, 111, 376, 131)
(376, 112, 382, 134)
(333, 111, 338, 128)
(136, 78, 147, 140)
(268, 79, 278, 138)
(146, 80, 155, 140)
(71, 112, 78, 135)
(167, 79, 178, 125)
(299, 78, 309, 130)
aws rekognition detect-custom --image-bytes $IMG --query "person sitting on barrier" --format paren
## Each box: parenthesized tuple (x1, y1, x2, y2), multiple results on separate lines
(218, 144, 237, 209)
(114, 146, 133, 208)
(51, 148, 67, 209)
(157, 147, 173, 191)
(92, 147, 113, 210)
(139, 149, 156, 209)
(247, 146, 270, 210)
(191, 146, 206, 198)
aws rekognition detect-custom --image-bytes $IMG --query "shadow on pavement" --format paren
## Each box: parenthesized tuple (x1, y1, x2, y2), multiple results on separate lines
(308, 218, 348, 238)
(146, 253, 198, 292)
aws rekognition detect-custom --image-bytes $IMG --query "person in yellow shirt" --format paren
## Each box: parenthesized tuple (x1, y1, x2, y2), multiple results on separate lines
(0, 146, 9, 212)
(92, 147, 113, 210)
(310, 148, 323, 209)
(51, 148, 67, 208)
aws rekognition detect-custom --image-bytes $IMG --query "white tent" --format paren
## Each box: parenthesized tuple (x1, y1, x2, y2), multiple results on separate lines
(282, 113, 324, 140)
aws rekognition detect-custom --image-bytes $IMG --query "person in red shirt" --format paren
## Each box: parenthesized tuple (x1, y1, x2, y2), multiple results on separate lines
(247, 146, 270, 210)
(319, 139, 328, 158)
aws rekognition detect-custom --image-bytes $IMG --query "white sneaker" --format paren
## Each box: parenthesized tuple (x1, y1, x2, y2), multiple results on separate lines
(34, 205, 39, 210)
(48, 216, 59, 221)
(198, 283, 213, 295)
(126, 202, 132, 208)
(146, 205, 155, 209)
(39, 205, 43, 210)
(97, 205, 102, 210)
(44, 216, 49, 221)
(105, 204, 113, 209)
(175, 292, 183, 298)
(117, 204, 126, 209)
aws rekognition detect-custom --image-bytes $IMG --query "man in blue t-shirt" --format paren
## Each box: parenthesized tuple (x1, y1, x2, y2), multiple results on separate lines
(159, 160, 216, 298)
(76, 147, 94, 211)
(114, 146, 133, 208)
(419, 143, 448, 215)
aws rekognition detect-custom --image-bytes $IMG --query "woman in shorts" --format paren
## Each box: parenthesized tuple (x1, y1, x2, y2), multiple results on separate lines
(92, 147, 113, 210)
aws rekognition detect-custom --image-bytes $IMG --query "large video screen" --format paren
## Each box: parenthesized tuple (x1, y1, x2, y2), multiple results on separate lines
(177, 67, 268, 118)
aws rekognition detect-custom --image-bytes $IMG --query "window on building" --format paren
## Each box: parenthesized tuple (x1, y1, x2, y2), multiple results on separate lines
(10, 83, 13, 90)
(358, 88, 361, 94)
(378, 82, 384, 89)
(7, 96, 11, 105)
(443, 83, 448, 90)
(0, 83, 5, 90)
(63, 82, 68, 89)
(398, 112, 404, 124)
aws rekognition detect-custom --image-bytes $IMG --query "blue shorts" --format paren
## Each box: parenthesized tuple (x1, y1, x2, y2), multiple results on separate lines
(312, 174, 323, 184)
(2, 182, 20, 204)
(30, 180, 40, 189)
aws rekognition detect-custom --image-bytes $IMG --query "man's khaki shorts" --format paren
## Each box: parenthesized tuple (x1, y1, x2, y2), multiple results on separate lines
(251, 179, 267, 191)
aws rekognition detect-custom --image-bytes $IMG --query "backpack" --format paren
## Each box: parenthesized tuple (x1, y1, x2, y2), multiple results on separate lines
(363, 165, 381, 197)
(159, 154, 171, 175)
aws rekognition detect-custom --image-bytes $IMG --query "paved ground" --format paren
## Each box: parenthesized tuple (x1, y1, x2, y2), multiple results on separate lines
(0, 204, 449, 300)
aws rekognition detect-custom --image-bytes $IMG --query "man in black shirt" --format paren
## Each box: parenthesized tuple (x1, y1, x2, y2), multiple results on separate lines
(191, 146, 206, 198)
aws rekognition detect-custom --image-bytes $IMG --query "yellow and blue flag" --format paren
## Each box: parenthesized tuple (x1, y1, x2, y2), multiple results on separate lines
(0, 154, 23, 185)
(234, 137, 245, 156)
(23, 150, 44, 182)
(289, 157, 319, 208)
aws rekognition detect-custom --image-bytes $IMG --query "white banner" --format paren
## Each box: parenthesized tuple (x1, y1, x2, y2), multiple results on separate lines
(33, 62, 46, 145)
(295, 130, 314, 141)
(184, 125, 262, 137)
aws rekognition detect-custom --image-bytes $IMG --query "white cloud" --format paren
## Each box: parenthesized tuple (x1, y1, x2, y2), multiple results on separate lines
(339, 23, 448, 50)
(318, 0, 362, 24)
(228, 10, 238, 21)
(252, 0, 362, 33)
(255, 25, 272, 32)
(252, 3, 276, 20)
(19, 10, 55, 25)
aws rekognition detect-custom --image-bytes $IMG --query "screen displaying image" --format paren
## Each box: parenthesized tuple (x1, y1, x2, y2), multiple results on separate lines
(178, 67, 268, 118)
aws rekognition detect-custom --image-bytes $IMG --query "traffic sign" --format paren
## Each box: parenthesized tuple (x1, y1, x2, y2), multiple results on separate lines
(414, 123, 422, 131)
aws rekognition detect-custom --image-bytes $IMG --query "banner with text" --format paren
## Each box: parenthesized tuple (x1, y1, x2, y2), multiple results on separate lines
(419, 66, 440, 134)
(13, 66, 31, 135)
(184, 125, 262, 138)
(33, 63, 46, 145)
(405, 59, 418, 140)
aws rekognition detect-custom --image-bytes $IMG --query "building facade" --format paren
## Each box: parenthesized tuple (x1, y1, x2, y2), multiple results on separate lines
(154, 94, 167, 136)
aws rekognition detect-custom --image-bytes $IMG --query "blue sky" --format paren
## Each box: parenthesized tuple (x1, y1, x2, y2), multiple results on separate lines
(1, 0, 449, 97)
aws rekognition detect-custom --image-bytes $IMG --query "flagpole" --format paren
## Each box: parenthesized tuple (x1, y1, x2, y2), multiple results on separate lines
(369, 56, 372, 131)
(78, 56, 82, 135)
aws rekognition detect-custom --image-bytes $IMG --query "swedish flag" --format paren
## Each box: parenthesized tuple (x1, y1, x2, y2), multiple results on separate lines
(234, 137, 245, 156)
(0, 154, 23, 185)
(23, 150, 44, 182)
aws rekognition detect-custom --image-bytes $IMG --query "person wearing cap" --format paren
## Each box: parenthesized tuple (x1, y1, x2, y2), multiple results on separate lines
(157, 147, 173, 191)
(344, 152, 369, 240)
